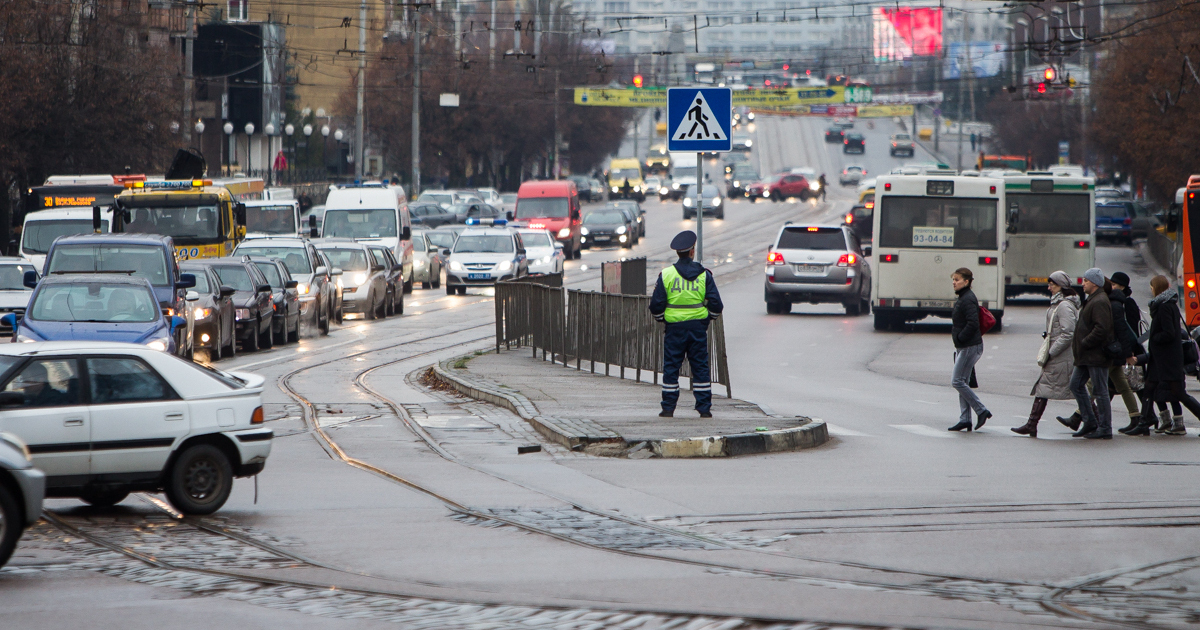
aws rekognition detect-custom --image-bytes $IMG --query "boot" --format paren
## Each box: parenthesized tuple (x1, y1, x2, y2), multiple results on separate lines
(974, 410, 992, 430)
(659, 409, 674, 418)
(1072, 420, 1098, 437)
(1012, 399, 1046, 437)
(1057, 412, 1082, 431)
(1155, 409, 1173, 433)
(1167, 415, 1187, 435)
(1126, 416, 1156, 436)
(948, 420, 973, 432)
(1117, 414, 1142, 435)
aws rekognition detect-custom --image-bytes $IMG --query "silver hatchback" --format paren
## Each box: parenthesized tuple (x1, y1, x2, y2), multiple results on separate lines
(764, 224, 872, 316)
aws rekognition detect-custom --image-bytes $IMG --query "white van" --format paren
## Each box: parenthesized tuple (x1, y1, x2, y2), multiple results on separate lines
(667, 152, 699, 200)
(321, 184, 414, 292)
(242, 199, 302, 239)
(21, 207, 113, 270)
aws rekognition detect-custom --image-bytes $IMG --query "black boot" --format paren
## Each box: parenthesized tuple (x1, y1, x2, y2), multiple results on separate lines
(974, 410, 992, 430)
(948, 420, 973, 432)
(1057, 412, 1082, 431)
(659, 409, 674, 418)
(1072, 421, 1098, 437)
(1013, 399, 1046, 437)
(1126, 416, 1155, 436)
(1117, 415, 1142, 435)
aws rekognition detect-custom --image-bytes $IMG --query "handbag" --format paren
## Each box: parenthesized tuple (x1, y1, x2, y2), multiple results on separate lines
(1036, 303, 1059, 367)
(1183, 335, 1199, 366)
(979, 306, 996, 334)
(1123, 364, 1146, 391)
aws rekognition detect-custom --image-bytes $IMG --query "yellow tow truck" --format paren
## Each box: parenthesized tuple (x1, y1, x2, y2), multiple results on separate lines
(115, 178, 261, 259)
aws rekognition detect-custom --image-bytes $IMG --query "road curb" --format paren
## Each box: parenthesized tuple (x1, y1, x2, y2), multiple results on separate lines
(432, 353, 829, 458)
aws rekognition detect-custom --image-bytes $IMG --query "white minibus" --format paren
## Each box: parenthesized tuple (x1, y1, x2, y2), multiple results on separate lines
(1001, 173, 1095, 298)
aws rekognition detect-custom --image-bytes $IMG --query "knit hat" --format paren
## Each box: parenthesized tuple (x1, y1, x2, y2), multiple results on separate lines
(1049, 271, 1072, 288)
(1083, 267, 1104, 287)
(1110, 271, 1131, 288)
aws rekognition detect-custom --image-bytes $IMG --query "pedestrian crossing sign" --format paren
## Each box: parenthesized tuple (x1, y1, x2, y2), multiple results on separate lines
(667, 87, 732, 152)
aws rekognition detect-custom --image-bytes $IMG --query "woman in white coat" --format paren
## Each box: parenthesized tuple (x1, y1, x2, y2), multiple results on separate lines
(1013, 271, 1080, 437)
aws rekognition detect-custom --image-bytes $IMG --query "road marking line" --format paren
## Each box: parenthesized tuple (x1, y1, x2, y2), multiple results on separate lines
(913, 400, 941, 405)
(890, 424, 956, 438)
(826, 424, 873, 437)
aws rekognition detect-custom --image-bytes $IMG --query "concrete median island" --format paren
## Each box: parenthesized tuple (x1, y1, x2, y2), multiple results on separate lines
(431, 348, 828, 458)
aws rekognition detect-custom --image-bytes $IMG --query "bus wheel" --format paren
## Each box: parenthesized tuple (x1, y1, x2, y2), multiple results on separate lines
(873, 313, 891, 331)
(992, 313, 1003, 332)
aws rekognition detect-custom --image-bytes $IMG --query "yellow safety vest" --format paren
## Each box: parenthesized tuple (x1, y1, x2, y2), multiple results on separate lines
(661, 265, 708, 323)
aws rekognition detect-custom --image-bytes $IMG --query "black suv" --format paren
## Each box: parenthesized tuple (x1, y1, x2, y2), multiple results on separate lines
(825, 127, 845, 143)
(843, 133, 865, 154)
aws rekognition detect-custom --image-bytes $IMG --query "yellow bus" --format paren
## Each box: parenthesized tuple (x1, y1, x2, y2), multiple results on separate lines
(115, 179, 256, 259)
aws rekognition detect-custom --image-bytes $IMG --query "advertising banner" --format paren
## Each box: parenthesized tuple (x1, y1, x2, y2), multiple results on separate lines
(857, 105, 915, 117)
(574, 86, 847, 107)
(873, 7, 943, 61)
(944, 41, 1007, 79)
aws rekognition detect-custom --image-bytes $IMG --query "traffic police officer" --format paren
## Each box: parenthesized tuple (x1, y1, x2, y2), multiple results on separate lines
(649, 230, 724, 418)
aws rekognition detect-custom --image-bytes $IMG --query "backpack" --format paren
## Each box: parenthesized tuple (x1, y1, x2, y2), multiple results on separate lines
(979, 306, 996, 335)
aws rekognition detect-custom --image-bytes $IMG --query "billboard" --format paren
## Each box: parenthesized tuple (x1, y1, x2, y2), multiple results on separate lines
(944, 42, 1007, 79)
(873, 7, 943, 61)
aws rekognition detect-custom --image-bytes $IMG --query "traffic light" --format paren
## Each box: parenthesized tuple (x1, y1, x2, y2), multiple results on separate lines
(782, 63, 789, 71)
(1037, 83, 1047, 94)
(1043, 66, 1056, 82)
(632, 74, 644, 88)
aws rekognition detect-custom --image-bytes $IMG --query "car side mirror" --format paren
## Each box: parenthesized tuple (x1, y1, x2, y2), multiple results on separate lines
(861, 245, 872, 257)
(235, 202, 247, 227)
(506, 211, 514, 221)
(185, 290, 200, 302)
(309, 214, 318, 228)
(402, 225, 411, 240)
(170, 315, 186, 331)
(285, 280, 299, 289)
(1, 313, 17, 330)
(441, 248, 451, 256)
(331, 267, 343, 277)
(310, 226, 319, 238)
(219, 286, 236, 298)
(257, 284, 272, 293)
(0, 391, 25, 407)
(177, 273, 197, 289)
(553, 242, 564, 250)
(314, 265, 328, 276)
(23, 270, 38, 289)
(393, 263, 403, 272)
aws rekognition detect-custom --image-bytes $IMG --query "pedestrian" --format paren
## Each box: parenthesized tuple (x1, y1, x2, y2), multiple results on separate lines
(817, 174, 828, 201)
(1104, 276, 1145, 428)
(1125, 275, 1200, 436)
(1013, 271, 1079, 438)
(947, 268, 993, 432)
(649, 230, 724, 418)
(1065, 267, 1115, 439)
(970, 132, 977, 152)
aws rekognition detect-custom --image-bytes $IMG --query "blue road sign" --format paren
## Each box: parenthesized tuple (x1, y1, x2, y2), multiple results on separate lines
(667, 87, 732, 153)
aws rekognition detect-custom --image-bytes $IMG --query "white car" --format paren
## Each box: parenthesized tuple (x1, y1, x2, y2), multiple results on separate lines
(0, 342, 270, 514)
(517, 228, 566, 275)
(444, 220, 528, 294)
(0, 258, 37, 337)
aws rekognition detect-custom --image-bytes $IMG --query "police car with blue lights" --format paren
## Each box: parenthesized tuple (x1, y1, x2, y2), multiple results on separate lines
(443, 219, 529, 295)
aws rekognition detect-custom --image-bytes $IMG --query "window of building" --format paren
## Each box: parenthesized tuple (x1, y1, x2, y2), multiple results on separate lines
(228, 0, 248, 21)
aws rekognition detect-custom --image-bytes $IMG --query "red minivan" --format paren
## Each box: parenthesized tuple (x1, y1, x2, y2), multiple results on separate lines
(512, 180, 582, 259)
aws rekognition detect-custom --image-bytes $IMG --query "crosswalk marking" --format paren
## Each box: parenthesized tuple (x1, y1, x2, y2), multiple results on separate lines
(825, 424, 873, 437)
(890, 424, 956, 438)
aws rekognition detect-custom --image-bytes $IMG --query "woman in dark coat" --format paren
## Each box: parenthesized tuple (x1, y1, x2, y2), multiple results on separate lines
(948, 267, 992, 432)
(1126, 275, 1200, 435)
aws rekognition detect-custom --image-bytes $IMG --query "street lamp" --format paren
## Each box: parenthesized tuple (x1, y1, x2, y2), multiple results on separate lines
(321, 125, 330, 174)
(223, 122, 234, 176)
(244, 122, 255, 176)
(194, 120, 205, 135)
(333, 130, 345, 176)
(303, 124, 313, 174)
(284, 124, 295, 181)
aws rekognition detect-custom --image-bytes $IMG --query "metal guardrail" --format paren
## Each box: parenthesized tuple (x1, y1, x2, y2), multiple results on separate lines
(1147, 228, 1181, 277)
(495, 278, 731, 397)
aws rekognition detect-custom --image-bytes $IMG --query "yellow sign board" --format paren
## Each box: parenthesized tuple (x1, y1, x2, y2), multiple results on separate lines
(856, 104, 915, 118)
(574, 87, 846, 107)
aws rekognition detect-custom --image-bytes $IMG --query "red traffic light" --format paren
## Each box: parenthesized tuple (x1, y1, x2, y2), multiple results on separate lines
(1043, 67, 1056, 82)
(1037, 83, 1047, 94)
(632, 74, 644, 88)
(782, 64, 789, 71)
(764, 79, 772, 87)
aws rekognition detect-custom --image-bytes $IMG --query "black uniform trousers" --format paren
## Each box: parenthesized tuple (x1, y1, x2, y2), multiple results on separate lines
(661, 322, 712, 413)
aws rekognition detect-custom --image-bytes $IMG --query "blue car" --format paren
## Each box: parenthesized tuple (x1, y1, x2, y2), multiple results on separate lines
(1096, 201, 1136, 245)
(5, 274, 184, 352)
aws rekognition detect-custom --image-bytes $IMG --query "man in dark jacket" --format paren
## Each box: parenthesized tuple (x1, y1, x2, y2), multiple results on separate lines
(1111, 272, 1142, 333)
(1068, 268, 1116, 438)
(1108, 276, 1145, 432)
(649, 230, 724, 418)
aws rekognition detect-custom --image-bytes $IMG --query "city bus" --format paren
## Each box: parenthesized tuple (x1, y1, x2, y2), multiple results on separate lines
(1178, 175, 1200, 327)
(114, 179, 249, 259)
(871, 173, 1006, 331)
(1001, 172, 1095, 298)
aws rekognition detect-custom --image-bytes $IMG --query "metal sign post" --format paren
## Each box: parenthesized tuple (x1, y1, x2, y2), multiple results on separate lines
(667, 87, 732, 265)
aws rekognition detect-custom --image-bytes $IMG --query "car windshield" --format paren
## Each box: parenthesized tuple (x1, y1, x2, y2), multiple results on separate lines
(48, 244, 169, 287)
(584, 211, 625, 225)
(1008, 194, 1091, 234)
(234, 246, 313, 275)
(322, 209, 397, 238)
(319, 248, 369, 271)
(30, 283, 159, 323)
(213, 265, 255, 291)
(1097, 203, 1130, 219)
(515, 197, 569, 219)
(426, 231, 455, 248)
(246, 205, 297, 235)
(500, 193, 517, 204)
(23, 219, 110, 254)
(610, 168, 640, 180)
(519, 232, 553, 247)
(419, 193, 453, 207)
(182, 269, 211, 292)
(702, 185, 720, 197)
(0, 264, 35, 291)
(878, 196, 999, 250)
(778, 227, 846, 250)
(370, 249, 388, 267)
(253, 263, 283, 287)
(454, 235, 514, 253)
(411, 204, 441, 217)
(673, 166, 697, 179)
(733, 166, 758, 178)
(124, 205, 221, 241)
(412, 235, 427, 250)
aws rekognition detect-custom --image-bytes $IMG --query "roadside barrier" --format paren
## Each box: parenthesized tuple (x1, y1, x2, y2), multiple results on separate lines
(495, 276, 731, 397)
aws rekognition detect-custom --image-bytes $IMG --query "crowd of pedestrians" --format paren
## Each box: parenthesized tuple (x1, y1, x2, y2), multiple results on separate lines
(948, 266, 1200, 439)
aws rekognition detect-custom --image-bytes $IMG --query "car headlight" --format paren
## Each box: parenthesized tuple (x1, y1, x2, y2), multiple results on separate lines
(712, 197, 722, 206)
(194, 307, 211, 320)
(580, 227, 589, 235)
(762, 191, 770, 197)
(683, 198, 693, 206)
(660, 187, 668, 195)
(414, 259, 424, 268)
(810, 182, 821, 190)
(497, 260, 513, 272)
(632, 186, 640, 192)
(733, 180, 740, 187)
(450, 260, 464, 272)
(145, 339, 168, 351)
(611, 186, 619, 193)
(541, 255, 552, 264)
(557, 227, 571, 238)
(296, 282, 310, 295)
(236, 308, 251, 320)
(744, 139, 753, 147)
(672, 182, 681, 189)
(616, 226, 627, 234)
(353, 272, 368, 285)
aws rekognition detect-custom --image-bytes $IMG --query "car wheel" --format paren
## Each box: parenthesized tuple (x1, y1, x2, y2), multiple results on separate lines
(318, 303, 330, 335)
(422, 281, 430, 289)
(375, 293, 387, 319)
(165, 444, 233, 516)
(873, 313, 891, 331)
(403, 276, 413, 294)
(718, 210, 725, 220)
(861, 296, 872, 315)
(224, 322, 236, 358)
(457, 286, 467, 295)
(80, 489, 129, 508)
(364, 294, 377, 320)
(260, 316, 274, 349)
(0, 482, 23, 568)
(289, 314, 300, 343)
(244, 322, 259, 351)
(432, 267, 442, 289)
(272, 318, 287, 345)
(845, 300, 862, 316)
(447, 284, 456, 296)
(395, 291, 404, 315)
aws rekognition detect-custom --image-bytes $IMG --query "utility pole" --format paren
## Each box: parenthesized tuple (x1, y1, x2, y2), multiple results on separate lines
(355, 0, 367, 179)
(553, 70, 561, 179)
(453, 0, 462, 58)
(183, 0, 195, 146)
(533, 0, 541, 58)
(515, 1, 521, 52)
(955, 4, 965, 172)
(411, 7, 422, 198)
(695, 153, 704, 263)
(489, 0, 497, 70)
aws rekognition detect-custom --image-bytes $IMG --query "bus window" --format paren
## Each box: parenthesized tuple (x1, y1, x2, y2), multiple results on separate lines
(879, 197, 998, 250)
(1007, 194, 1090, 234)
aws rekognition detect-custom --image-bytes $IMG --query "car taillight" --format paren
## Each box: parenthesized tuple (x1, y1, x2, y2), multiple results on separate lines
(881, 253, 899, 263)
(837, 254, 856, 267)
(767, 251, 786, 265)
(884, 183, 891, 191)
(844, 212, 854, 224)
(251, 406, 264, 424)
(1075, 240, 1089, 248)
(1123, 217, 1132, 225)
(864, 202, 874, 209)
(990, 185, 996, 194)
(844, 139, 849, 144)
(1189, 279, 1196, 289)
(891, 142, 897, 146)
(978, 256, 998, 265)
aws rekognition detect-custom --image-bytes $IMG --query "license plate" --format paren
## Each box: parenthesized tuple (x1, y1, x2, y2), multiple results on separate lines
(594, 236, 611, 241)
(794, 264, 824, 273)
(918, 300, 954, 308)
(468, 273, 490, 280)
(1028, 276, 1049, 283)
